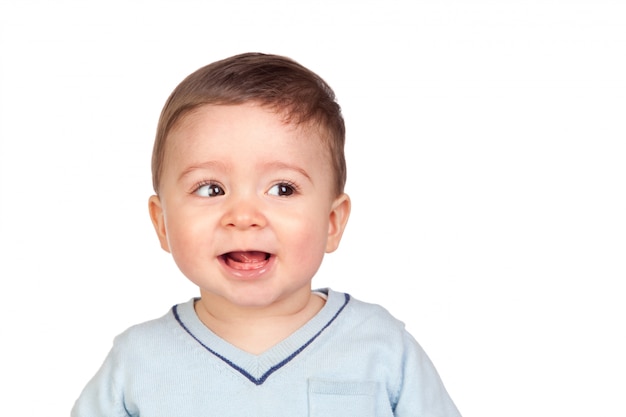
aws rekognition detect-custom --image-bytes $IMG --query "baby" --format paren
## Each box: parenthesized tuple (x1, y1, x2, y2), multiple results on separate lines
(72, 52, 461, 417)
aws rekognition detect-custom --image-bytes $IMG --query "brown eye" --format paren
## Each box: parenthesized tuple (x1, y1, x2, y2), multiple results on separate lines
(268, 183, 295, 197)
(195, 183, 225, 197)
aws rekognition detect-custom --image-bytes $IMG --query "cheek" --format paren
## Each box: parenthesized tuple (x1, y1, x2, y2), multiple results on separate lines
(163, 212, 208, 263)
(165, 229, 196, 273)
(282, 216, 329, 263)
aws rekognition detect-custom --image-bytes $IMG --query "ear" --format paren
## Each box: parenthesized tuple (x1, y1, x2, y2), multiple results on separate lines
(326, 193, 351, 253)
(148, 195, 171, 253)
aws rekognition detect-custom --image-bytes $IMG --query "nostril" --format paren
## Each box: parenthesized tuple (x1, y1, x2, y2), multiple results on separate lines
(221, 201, 266, 229)
(223, 218, 265, 230)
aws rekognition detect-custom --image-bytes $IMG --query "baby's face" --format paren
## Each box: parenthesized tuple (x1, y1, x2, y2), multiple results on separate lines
(149, 103, 350, 311)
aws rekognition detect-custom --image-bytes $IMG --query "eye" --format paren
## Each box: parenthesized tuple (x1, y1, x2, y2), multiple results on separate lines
(267, 182, 296, 197)
(194, 182, 225, 197)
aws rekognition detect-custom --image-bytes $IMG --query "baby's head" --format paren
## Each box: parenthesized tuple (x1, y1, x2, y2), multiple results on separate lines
(148, 53, 351, 310)
(151, 52, 346, 197)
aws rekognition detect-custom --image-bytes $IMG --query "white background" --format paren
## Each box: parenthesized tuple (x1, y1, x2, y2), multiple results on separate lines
(1, 1, 624, 416)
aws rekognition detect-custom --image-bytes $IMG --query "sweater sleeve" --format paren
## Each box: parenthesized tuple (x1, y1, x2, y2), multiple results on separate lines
(71, 341, 130, 417)
(393, 332, 462, 417)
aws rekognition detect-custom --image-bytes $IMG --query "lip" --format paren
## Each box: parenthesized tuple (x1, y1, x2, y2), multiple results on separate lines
(218, 252, 276, 281)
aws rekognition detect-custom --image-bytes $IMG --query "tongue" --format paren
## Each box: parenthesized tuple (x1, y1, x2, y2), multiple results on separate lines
(225, 251, 268, 270)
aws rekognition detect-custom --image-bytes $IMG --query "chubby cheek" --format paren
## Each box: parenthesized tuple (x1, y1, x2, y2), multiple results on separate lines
(282, 218, 328, 273)
(164, 216, 210, 277)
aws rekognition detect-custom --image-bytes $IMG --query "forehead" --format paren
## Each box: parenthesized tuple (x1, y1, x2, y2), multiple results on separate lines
(163, 103, 332, 172)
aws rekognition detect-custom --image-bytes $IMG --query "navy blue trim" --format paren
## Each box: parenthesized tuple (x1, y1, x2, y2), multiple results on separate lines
(172, 293, 350, 385)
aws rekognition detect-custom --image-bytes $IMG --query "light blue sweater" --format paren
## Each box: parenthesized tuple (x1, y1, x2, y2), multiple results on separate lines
(72, 289, 461, 417)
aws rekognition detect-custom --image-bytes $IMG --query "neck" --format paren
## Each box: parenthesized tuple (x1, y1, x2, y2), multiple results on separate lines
(194, 289, 325, 355)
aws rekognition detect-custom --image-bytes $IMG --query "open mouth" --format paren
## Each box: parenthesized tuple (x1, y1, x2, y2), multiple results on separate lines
(220, 251, 271, 271)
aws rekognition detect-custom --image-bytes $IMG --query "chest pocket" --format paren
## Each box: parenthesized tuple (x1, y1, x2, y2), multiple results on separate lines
(308, 379, 378, 417)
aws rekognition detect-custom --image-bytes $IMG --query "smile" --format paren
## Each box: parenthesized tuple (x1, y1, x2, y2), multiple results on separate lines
(221, 251, 271, 270)
(219, 251, 274, 279)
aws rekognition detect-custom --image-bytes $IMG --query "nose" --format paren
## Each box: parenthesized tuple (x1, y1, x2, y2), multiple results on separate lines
(220, 194, 267, 230)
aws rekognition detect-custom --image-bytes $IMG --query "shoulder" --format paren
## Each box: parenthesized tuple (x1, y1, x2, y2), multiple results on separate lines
(334, 289, 406, 327)
(326, 289, 412, 345)
(110, 299, 194, 357)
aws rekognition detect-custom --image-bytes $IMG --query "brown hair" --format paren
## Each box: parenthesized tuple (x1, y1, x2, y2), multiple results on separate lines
(151, 52, 346, 195)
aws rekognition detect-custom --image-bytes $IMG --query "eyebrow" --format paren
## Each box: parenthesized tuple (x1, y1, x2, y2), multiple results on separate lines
(177, 160, 313, 183)
(178, 160, 229, 182)
(261, 161, 313, 183)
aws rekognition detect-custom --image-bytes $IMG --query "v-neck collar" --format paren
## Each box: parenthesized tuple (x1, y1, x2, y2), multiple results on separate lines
(172, 289, 350, 385)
